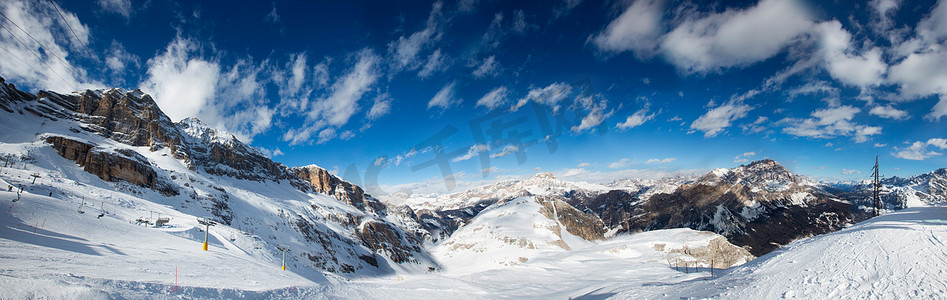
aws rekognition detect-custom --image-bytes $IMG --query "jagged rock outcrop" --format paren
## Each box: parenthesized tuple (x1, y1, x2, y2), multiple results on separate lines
(566, 189, 638, 231)
(0, 76, 37, 112)
(536, 195, 606, 241)
(46, 136, 157, 189)
(357, 221, 423, 264)
(292, 165, 388, 215)
(39, 89, 187, 158)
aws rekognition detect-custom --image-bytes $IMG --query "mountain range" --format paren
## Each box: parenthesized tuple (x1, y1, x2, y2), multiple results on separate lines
(1, 76, 945, 280)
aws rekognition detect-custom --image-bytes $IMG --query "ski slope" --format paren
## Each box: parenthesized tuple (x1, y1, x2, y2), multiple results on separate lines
(3, 174, 947, 299)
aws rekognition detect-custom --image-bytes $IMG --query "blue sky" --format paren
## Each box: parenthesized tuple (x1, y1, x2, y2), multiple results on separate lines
(1, 0, 946, 194)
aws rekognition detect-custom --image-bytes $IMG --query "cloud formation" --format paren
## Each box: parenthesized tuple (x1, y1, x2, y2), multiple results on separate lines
(690, 100, 753, 137)
(893, 138, 947, 160)
(428, 81, 461, 110)
(475, 86, 509, 110)
(780, 105, 881, 143)
(617, 106, 656, 130)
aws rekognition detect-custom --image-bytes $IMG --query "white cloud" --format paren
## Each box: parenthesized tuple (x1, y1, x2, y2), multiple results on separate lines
(472, 55, 499, 78)
(428, 81, 461, 110)
(554, 0, 584, 18)
(308, 49, 379, 127)
(97, 0, 132, 19)
(590, 0, 665, 56)
(930, 95, 947, 121)
(874, 143, 888, 147)
(660, 0, 813, 73)
(690, 100, 753, 137)
(339, 130, 356, 140)
(0, 0, 98, 92)
(616, 106, 656, 130)
(733, 151, 756, 163)
(490, 144, 520, 158)
(457, 0, 478, 13)
(475, 86, 509, 110)
(142, 37, 220, 123)
(577, 162, 591, 168)
(870, 0, 901, 15)
(571, 95, 613, 133)
(389, 2, 443, 73)
(367, 93, 392, 120)
(317, 128, 336, 144)
(816, 21, 887, 88)
(917, 0, 947, 42)
(512, 10, 529, 34)
(105, 40, 139, 75)
(887, 45, 947, 121)
(740, 116, 769, 134)
(645, 158, 675, 164)
(280, 49, 380, 145)
(373, 156, 388, 167)
(787, 81, 839, 102)
(840, 169, 861, 175)
(418, 49, 448, 78)
(608, 158, 632, 169)
(930, 138, 947, 149)
(257, 147, 284, 158)
(893, 138, 947, 160)
(213, 58, 273, 142)
(885, 1, 947, 120)
(273, 53, 316, 114)
(265, 2, 280, 23)
(512, 82, 572, 112)
(453, 144, 489, 162)
(780, 105, 881, 143)
(869, 105, 909, 120)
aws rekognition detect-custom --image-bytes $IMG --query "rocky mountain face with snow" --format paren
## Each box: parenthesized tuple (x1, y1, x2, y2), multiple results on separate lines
(4, 76, 944, 278)
(822, 168, 947, 214)
(399, 172, 608, 243)
(0, 77, 432, 274)
(626, 160, 857, 256)
(394, 159, 946, 261)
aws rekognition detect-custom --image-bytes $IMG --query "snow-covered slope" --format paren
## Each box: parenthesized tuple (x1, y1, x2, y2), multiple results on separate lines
(0, 78, 435, 278)
(640, 205, 947, 299)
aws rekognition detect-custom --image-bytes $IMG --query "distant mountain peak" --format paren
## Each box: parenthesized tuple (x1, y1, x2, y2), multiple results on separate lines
(177, 117, 238, 146)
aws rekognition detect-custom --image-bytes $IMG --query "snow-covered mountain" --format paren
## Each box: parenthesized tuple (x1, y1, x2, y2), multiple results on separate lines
(3, 76, 947, 298)
(0, 76, 435, 276)
(625, 159, 856, 256)
(401, 159, 946, 259)
(395, 172, 608, 243)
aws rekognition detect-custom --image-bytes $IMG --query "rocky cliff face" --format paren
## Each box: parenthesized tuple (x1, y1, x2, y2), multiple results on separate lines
(46, 136, 158, 190)
(291, 165, 388, 216)
(535, 195, 606, 242)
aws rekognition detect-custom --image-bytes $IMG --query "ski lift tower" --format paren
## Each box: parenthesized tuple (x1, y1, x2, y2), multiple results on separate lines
(870, 156, 882, 217)
(198, 218, 217, 251)
(277, 246, 290, 270)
